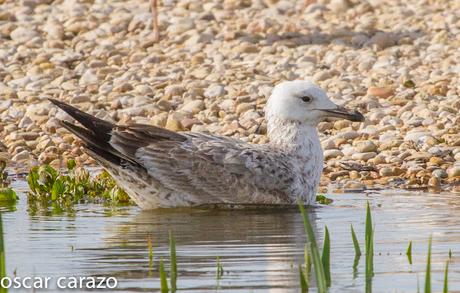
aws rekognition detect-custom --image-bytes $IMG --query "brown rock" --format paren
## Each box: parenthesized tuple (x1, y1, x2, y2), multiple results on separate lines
(367, 87, 395, 99)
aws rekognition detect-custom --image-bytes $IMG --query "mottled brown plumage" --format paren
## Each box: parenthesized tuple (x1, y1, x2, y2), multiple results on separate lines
(50, 81, 364, 209)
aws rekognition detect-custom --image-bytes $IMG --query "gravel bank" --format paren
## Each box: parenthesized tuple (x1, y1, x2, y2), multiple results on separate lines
(0, 0, 459, 193)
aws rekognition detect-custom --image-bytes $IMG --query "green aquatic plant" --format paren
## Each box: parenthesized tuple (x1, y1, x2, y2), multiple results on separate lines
(27, 159, 131, 208)
(406, 241, 413, 265)
(298, 201, 327, 293)
(0, 160, 17, 203)
(0, 188, 17, 203)
(304, 244, 311, 278)
(315, 194, 333, 205)
(159, 258, 168, 293)
(443, 260, 448, 293)
(299, 264, 308, 293)
(425, 236, 432, 293)
(216, 256, 224, 280)
(322, 226, 331, 287)
(148, 237, 154, 271)
(365, 201, 374, 293)
(351, 224, 361, 258)
(169, 231, 177, 292)
(300, 244, 311, 292)
(351, 224, 361, 278)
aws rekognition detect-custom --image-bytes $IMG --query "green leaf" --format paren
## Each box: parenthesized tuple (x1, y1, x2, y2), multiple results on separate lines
(365, 202, 374, 293)
(216, 256, 224, 281)
(159, 258, 169, 293)
(298, 201, 327, 293)
(66, 159, 76, 171)
(148, 238, 154, 269)
(27, 167, 39, 194)
(51, 178, 65, 201)
(304, 244, 311, 277)
(169, 231, 177, 292)
(425, 236, 432, 293)
(351, 224, 361, 257)
(299, 264, 308, 293)
(316, 194, 333, 205)
(443, 260, 448, 293)
(322, 226, 331, 287)
(0, 188, 17, 202)
(406, 241, 413, 265)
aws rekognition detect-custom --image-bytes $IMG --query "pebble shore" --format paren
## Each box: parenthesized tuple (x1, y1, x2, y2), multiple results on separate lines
(0, 0, 459, 193)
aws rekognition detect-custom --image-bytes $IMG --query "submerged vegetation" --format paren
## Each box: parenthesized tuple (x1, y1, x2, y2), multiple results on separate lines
(315, 194, 333, 205)
(0, 160, 17, 203)
(27, 159, 131, 210)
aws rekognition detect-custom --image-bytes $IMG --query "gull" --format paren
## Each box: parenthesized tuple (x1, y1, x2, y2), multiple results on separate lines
(50, 80, 364, 209)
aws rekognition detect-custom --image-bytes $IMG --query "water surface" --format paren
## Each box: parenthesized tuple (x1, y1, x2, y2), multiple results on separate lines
(2, 181, 460, 292)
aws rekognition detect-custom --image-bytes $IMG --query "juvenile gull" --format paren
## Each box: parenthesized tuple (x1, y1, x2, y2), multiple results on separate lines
(50, 81, 364, 209)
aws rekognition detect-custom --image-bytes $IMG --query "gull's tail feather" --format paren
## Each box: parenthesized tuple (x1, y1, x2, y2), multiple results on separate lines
(49, 98, 113, 141)
(49, 98, 138, 167)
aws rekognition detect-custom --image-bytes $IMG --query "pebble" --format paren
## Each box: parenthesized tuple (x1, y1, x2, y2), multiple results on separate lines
(164, 85, 186, 99)
(432, 169, 448, 179)
(181, 100, 205, 114)
(236, 103, 255, 115)
(10, 27, 39, 42)
(12, 150, 30, 162)
(356, 141, 378, 153)
(204, 84, 226, 99)
(448, 166, 460, 178)
(165, 112, 184, 132)
(324, 149, 343, 159)
(0, 0, 457, 194)
(367, 87, 394, 99)
(351, 152, 377, 161)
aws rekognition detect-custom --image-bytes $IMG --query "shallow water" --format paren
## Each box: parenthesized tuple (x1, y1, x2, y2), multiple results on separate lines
(2, 180, 460, 292)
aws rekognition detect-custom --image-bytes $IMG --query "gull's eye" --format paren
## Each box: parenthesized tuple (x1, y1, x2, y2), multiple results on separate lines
(300, 96, 312, 103)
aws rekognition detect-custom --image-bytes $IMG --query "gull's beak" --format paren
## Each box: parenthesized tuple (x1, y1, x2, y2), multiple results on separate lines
(320, 106, 365, 122)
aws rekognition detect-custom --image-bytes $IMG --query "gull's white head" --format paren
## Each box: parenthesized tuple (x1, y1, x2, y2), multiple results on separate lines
(266, 80, 364, 126)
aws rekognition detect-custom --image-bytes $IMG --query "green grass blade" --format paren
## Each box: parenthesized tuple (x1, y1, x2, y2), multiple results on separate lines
(0, 213, 6, 293)
(169, 231, 177, 292)
(297, 201, 327, 293)
(353, 254, 360, 279)
(304, 244, 311, 277)
(299, 264, 308, 293)
(424, 236, 432, 293)
(148, 237, 154, 274)
(351, 224, 361, 257)
(406, 241, 413, 265)
(322, 226, 331, 287)
(216, 256, 224, 280)
(159, 258, 169, 293)
(443, 260, 448, 293)
(365, 202, 374, 293)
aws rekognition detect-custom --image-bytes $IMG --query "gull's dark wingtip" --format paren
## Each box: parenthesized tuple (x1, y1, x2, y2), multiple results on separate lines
(48, 98, 79, 114)
(48, 98, 60, 105)
(351, 110, 365, 122)
(48, 98, 70, 110)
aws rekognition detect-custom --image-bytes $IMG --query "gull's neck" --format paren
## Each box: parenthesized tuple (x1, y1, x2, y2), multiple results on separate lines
(266, 117, 321, 156)
(266, 116, 324, 205)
